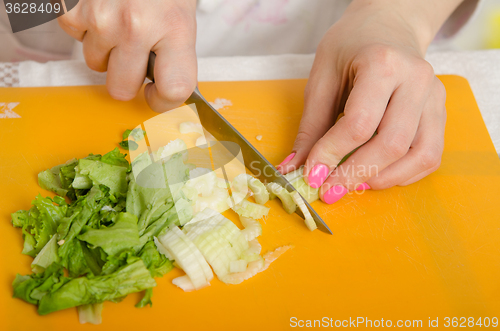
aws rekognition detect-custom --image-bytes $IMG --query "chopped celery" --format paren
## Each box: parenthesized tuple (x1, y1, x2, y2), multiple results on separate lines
(156, 139, 188, 162)
(185, 168, 217, 197)
(194, 187, 230, 214)
(196, 136, 207, 148)
(77, 303, 103, 325)
(179, 122, 203, 135)
(266, 182, 297, 214)
(239, 216, 262, 241)
(291, 191, 317, 231)
(181, 185, 198, 201)
(231, 198, 270, 220)
(217, 177, 229, 189)
(229, 260, 248, 273)
(228, 191, 248, 207)
(220, 257, 264, 285)
(261, 245, 293, 271)
(283, 166, 304, 183)
(156, 226, 213, 290)
(172, 198, 193, 226)
(231, 174, 249, 193)
(221, 245, 291, 284)
(182, 208, 221, 233)
(232, 174, 269, 205)
(248, 177, 269, 205)
(283, 166, 320, 203)
(185, 215, 249, 279)
(240, 239, 262, 262)
(291, 177, 319, 203)
(171, 275, 196, 292)
(153, 236, 174, 261)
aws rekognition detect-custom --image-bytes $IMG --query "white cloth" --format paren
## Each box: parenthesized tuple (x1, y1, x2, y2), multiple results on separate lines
(195, 0, 349, 56)
(16, 50, 500, 157)
(0, 0, 480, 61)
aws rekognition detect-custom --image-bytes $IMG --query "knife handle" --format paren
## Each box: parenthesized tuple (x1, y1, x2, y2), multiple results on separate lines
(145, 51, 202, 98)
(146, 51, 156, 82)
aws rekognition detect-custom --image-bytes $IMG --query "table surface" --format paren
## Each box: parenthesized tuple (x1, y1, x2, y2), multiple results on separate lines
(1, 76, 500, 330)
(1, 50, 499, 157)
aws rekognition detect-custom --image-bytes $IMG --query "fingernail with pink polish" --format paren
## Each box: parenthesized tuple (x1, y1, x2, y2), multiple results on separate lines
(308, 164, 329, 188)
(355, 183, 371, 191)
(323, 185, 348, 204)
(279, 153, 296, 166)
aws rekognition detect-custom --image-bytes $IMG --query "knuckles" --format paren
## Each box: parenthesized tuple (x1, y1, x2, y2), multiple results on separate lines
(418, 143, 443, 170)
(412, 61, 436, 85)
(160, 9, 197, 46)
(381, 131, 412, 160)
(357, 45, 437, 86)
(343, 112, 376, 144)
(120, 8, 148, 42)
(79, 1, 195, 44)
(357, 45, 399, 78)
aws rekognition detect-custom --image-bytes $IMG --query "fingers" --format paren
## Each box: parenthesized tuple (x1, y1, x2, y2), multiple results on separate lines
(318, 73, 433, 202)
(106, 46, 150, 100)
(277, 65, 339, 174)
(81, 32, 114, 72)
(144, 34, 198, 112)
(301, 70, 396, 187)
(369, 78, 446, 188)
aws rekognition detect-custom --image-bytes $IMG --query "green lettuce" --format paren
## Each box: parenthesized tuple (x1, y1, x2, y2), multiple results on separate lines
(119, 140, 139, 151)
(138, 241, 173, 278)
(13, 258, 156, 316)
(77, 159, 128, 195)
(100, 148, 129, 168)
(11, 195, 67, 257)
(78, 212, 140, 256)
(38, 258, 156, 315)
(12, 263, 67, 305)
(135, 288, 153, 308)
(31, 235, 59, 274)
(10, 146, 188, 320)
(58, 238, 93, 277)
(37, 159, 77, 197)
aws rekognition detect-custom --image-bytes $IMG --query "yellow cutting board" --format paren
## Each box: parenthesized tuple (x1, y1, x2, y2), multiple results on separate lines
(1, 75, 499, 330)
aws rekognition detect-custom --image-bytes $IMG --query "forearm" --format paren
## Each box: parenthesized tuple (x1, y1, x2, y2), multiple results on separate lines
(344, 0, 465, 54)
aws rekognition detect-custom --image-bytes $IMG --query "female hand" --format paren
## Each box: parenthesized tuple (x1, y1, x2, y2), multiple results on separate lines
(277, 0, 462, 204)
(58, 0, 198, 112)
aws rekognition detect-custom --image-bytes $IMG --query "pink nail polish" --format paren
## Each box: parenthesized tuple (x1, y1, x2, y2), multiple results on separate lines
(323, 185, 348, 204)
(308, 164, 329, 188)
(279, 153, 296, 166)
(355, 183, 371, 191)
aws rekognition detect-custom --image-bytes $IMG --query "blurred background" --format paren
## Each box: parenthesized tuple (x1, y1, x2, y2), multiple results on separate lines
(452, 0, 500, 49)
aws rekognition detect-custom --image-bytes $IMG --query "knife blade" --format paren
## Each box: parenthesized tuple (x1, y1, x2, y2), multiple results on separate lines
(146, 52, 332, 234)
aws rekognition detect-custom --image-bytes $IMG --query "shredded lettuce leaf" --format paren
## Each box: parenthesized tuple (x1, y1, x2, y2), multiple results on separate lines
(78, 212, 141, 256)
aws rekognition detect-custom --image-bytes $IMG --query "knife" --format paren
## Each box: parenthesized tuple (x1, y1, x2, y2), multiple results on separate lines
(146, 52, 332, 235)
